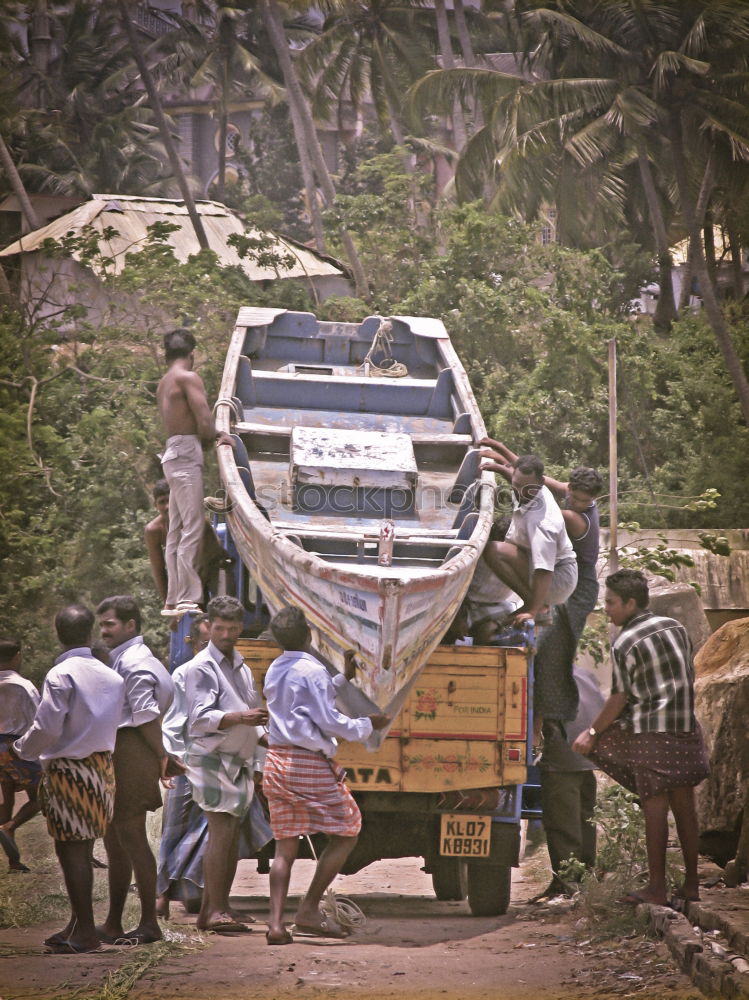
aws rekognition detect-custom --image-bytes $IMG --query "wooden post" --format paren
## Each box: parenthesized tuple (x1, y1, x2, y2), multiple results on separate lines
(608, 338, 618, 573)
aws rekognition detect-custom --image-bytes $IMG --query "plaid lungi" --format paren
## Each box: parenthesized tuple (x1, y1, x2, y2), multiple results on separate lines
(157, 775, 272, 902)
(183, 749, 254, 818)
(590, 721, 710, 801)
(0, 735, 42, 791)
(263, 746, 361, 840)
(39, 751, 115, 841)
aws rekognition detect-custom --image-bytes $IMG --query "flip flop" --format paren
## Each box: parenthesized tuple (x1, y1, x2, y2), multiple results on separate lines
(0, 829, 20, 865)
(119, 930, 162, 945)
(669, 890, 700, 911)
(266, 929, 294, 946)
(293, 917, 348, 939)
(202, 920, 252, 935)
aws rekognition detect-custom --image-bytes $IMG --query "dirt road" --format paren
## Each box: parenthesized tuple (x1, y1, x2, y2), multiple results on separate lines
(0, 854, 702, 1000)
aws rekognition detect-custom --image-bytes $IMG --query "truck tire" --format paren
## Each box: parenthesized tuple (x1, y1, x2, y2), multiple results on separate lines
(466, 862, 512, 916)
(431, 858, 467, 901)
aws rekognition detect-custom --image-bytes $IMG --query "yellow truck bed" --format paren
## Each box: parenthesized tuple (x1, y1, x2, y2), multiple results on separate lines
(237, 640, 529, 794)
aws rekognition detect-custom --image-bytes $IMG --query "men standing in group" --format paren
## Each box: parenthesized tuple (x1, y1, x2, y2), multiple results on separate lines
(183, 596, 269, 934)
(96, 595, 176, 945)
(262, 607, 389, 945)
(478, 451, 578, 624)
(573, 570, 709, 907)
(14, 606, 124, 954)
(156, 329, 233, 617)
(0, 639, 41, 872)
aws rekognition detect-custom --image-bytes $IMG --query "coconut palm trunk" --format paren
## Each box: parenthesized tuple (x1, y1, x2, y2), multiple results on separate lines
(260, 0, 369, 298)
(636, 142, 677, 328)
(434, 0, 467, 151)
(116, 0, 209, 250)
(669, 113, 749, 426)
(0, 132, 41, 231)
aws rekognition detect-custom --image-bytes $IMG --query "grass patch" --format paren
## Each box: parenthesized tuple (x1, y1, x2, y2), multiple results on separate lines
(64, 937, 205, 1000)
(0, 816, 139, 930)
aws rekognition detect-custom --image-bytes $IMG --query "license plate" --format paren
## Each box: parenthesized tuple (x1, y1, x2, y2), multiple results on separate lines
(439, 813, 491, 857)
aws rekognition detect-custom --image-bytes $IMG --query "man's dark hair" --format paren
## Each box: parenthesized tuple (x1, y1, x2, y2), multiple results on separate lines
(206, 595, 244, 622)
(569, 466, 603, 497)
(55, 605, 95, 647)
(152, 479, 170, 501)
(164, 328, 196, 363)
(95, 595, 142, 632)
(189, 612, 210, 647)
(606, 569, 649, 609)
(514, 454, 544, 481)
(0, 638, 21, 664)
(270, 606, 310, 651)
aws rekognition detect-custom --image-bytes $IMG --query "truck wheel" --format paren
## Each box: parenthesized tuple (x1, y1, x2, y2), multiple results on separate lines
(431, 858, 467, 901)
(466, 862, 512, 916)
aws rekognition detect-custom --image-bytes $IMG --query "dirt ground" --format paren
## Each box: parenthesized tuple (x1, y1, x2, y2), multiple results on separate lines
(0, 852, 703, 1000)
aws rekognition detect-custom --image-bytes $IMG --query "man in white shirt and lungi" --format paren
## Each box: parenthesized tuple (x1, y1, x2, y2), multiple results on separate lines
(96, 595, 176, 945)
(183, 595, 268, 934)
(14, 605, 125, 954)
(262, 607, 389, 945)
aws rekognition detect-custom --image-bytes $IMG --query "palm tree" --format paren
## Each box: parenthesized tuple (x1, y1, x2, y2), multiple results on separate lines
(260, 0, 370, 298)
(300, 0, 435, 154)
(411, 0, 749, 424)
(116, 0, 209, 249)
(155, 1, 289, 204)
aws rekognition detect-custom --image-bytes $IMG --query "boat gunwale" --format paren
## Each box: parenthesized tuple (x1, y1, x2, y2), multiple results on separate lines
(215, 309, 496, 594)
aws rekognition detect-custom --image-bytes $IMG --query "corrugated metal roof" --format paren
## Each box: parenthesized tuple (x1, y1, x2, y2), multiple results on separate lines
(0, 195, 344, 281)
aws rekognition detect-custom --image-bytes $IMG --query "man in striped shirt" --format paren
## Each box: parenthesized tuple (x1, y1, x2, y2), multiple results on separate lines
(573, 569, 709, 908)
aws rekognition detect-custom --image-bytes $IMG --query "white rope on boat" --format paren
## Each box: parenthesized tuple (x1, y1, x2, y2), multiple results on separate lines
(359, 319, 408, 378)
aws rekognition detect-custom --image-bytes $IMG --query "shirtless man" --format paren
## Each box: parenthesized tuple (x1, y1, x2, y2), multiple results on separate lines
(156, 329, 233, 616)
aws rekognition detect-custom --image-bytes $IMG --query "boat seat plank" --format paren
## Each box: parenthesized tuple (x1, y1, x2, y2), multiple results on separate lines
(235, 421, 473, 448)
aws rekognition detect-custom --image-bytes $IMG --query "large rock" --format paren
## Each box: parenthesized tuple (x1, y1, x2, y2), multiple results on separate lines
(648, 581, 712, 654)
(694, 617, 749, 875)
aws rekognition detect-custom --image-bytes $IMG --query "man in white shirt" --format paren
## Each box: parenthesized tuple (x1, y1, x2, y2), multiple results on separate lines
(14, 605, 125, 954)
(262, 607, 389, 945)
(0, 638, 42, 871)
(96, 595, 177, 946)
(183, 596, 268, 934)
(480, 453, 578, 624)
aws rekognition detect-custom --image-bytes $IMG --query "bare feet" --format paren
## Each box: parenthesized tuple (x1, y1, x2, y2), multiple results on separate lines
(155, 894, 170, 919)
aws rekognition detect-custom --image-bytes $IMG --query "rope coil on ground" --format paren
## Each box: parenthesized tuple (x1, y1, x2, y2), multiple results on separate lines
(359, 319, 408, 378)
(304, 835, 367, 932)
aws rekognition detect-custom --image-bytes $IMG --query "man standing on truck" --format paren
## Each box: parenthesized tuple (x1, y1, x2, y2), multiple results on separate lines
(157, 329, 233, 617)
(478, 451, 578, 625)
(262, 607, 389, 945)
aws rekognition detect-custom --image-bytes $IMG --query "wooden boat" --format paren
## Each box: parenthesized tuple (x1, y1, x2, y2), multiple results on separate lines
(214, 308, 495, 729)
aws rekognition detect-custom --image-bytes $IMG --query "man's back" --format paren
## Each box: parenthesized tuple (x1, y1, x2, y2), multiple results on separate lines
(157, 366, 202, 438)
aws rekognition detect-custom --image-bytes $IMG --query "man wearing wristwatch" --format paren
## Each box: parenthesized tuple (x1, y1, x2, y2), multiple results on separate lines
(572, 569, 709, 908)
(157, 329, 233, 617)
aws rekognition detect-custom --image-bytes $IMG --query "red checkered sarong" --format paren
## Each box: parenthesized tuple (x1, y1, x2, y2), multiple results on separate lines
(263, 746, 361, 840)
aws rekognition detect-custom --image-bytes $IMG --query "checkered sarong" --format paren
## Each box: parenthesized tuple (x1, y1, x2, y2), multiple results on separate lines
(183, 749, 253, 818)
(39, 752, 115, 841)
(590, 721, 709, 801)
(263, 746, 361, 840)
